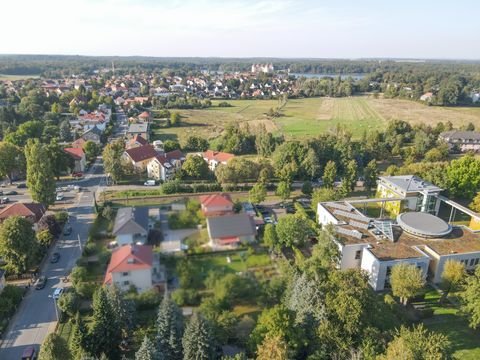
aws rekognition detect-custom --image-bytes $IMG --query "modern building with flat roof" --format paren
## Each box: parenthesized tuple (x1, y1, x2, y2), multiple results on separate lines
(318, 175, 480, 291)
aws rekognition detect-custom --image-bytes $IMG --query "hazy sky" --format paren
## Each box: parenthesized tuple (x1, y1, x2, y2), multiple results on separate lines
(1, 0, 478, 59)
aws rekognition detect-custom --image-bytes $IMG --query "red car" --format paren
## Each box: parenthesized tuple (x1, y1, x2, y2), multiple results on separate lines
(71, 172, 83, 178)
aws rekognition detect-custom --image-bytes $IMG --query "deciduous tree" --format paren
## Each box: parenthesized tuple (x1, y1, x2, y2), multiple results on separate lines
(181, 156, 209, 180)
(0, 142, 25, 184)
(249, 182, 267, 204)
(25, 139, 56, 206)
(256, 334, 289, 360)
(275, 181, 291, 201)
(390, 263, 425, 305)
(441, 259, 465, 301)
(0, 216, 38, 274)
(322, 161, 337, 189)
(446, 154, 480, 199)
(460, 266, 480, 329)
(38, 333, 71, 360)
(275, 214, 312, 248)
(363, 159, 378, 193)
(102, 139, 125, 184)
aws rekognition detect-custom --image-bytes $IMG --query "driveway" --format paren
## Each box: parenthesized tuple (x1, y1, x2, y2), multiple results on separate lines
(158, 212, 198, 252)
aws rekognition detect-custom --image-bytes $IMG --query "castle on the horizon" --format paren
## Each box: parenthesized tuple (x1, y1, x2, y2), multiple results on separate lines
(251, 63, 274, 74)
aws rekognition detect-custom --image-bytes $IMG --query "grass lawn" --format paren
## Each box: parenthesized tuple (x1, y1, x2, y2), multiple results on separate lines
(57, 321, 73, 344)
(150, 97, 480, 143)
(419, 288, 480, 359)
(190, 251, 272, 275)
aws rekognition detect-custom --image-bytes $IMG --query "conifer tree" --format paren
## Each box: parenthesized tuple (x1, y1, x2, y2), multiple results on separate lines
(136, 336, 160, 360)
(182, 313, 215, 360)
(70, 313, 91, 360)
(156, 295, 183, 360)
(90, 286, 122, 358)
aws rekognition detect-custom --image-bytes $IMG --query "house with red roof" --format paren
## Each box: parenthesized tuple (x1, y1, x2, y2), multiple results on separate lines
(104, 244, 164, 293)
(122, 144, 159, 171)
(126, 134, 149, 149)
(0, 203, 46, 225)
(202, 150, 235, 171)
(71, 138, 86, 149)
(147, 150, 185, 181)
(138, 111, 151, 122)
(64, 147, 86, 172)
(199, 193, 234, 216)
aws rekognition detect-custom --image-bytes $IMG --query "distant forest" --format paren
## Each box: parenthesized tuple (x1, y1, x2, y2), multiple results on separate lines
(1, 54, 480, 78)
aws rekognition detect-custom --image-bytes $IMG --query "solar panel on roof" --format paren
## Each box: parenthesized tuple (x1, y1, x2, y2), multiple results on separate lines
(333, 209, 371, 223)
(326, 202, 352, 212)
(349, 220, 370, 230)
(336, 226, 363, 239)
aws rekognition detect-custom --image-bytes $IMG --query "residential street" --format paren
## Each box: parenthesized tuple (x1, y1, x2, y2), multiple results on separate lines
(0, 163, 105, 359)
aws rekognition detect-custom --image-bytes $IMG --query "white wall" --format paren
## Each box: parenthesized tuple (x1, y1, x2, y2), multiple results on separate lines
(361, 248, 430, 291)
(116, 234, 134, 246)
(422, 246, 480, 283)
(340, 243, 371, 269)
(112, 268, 152, 293)
(317, 204, 339, 226)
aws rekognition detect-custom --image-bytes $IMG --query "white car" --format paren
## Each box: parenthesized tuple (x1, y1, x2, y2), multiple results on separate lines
(144, 180, 156, 186)
(53, 287, 64, 300)
(264, 216, 273, 223)
(56, 193, 64, 201)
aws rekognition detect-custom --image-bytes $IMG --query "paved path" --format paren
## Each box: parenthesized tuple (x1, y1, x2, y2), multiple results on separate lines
(0, 163, 105, 359)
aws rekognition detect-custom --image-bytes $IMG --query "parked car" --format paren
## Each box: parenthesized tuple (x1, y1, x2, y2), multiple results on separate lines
(21, 345, 37, 360)
(0, 197, 9, 204)
(56, 193, 64, 201)
(144, 180, 156, 186)
(264, 216, 273, 224)
(4, 190, 17, 195)
(53, 287, 64, 300)
(50, 252, 60, 263)
(72, 172, 83, 178)
(63, 226, 72, 236)
(16, 183, 27, 189)
(35, 276, 47, 290)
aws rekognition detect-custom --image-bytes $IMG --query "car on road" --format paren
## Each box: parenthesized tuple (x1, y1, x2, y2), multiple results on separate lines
(144, 180, 156, 186)
(21, 345, 37, 360)
(72, 172, 83, 178)
(50, 252, 60, 263)
(34, 276, 47, 290)
(0, 197, 9, 204)
(53, 287, 64, 300)
(4, 190, 17, 195)
(63, 226, 73, 236)
(16, 183, 27, 189)
(56, 193, 64, 201)
(264, 216, 273, 224)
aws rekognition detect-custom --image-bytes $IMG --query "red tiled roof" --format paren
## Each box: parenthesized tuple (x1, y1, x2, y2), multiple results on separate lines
(0, 203, 46, 223)
(104, 244, 153, 284)
(203, 150, 234, 163)
(139, 111, 150, 118)
(125, 145, 158, 163)
(165, 149, 184, 161)
(129, 135, 148, 146)
(64, 147, 85, 160)
(199, 193, 233, 208)
(71, 138, 86, 149)
(218, 237, 240, 245)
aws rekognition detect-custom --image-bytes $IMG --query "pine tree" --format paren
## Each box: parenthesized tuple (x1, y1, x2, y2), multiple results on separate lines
(182, 313, 215, 360)
(90, 286, 122, 358)
(38, 333, 71, 360)
(156, 295, 183, 360)
(106, 285, 135, 339)
(136, 336, 160, 360)
(70, 313, 91, 360)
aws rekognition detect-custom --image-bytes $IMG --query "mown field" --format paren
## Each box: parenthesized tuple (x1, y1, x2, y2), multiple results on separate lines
(151, 97, 480, 144)
(0, 74, 40, 81)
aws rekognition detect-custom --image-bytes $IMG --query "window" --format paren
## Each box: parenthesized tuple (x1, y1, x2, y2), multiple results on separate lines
(470, 258, 475, 267)
(123, 281, 130, 286)
(355, 250, 361, 260)
(475, 258, 480, 266)
(122, 272, 129, 277)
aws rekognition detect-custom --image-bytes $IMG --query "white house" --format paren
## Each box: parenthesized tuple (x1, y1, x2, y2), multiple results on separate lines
(112, 207, 149, 246)
(146, 150, 185, 181)
(202, 150, 234, 171)
(104, 244, 164, 293)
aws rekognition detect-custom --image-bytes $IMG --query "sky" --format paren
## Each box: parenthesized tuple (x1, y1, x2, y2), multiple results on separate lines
(1, 0, 478, 59)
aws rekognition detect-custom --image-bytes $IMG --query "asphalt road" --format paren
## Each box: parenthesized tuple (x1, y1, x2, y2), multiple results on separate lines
(0, 163, 105, 359)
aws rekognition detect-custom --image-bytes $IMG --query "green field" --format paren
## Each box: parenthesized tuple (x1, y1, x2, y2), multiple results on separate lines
(0, 74, 40, 81)
(152, 97, 480, 144)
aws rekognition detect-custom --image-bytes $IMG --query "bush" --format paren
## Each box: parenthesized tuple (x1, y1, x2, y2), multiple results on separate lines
(75, 282, 98, 299)
(82, 242, 97, 257)
(54, 211, 69, 225)
(57, 291, 79, 318)
(126, 289, 162, 311)
(171, 289, 200, 306)
(70, 266, 88, 287)
(0, 285, 24, 320)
